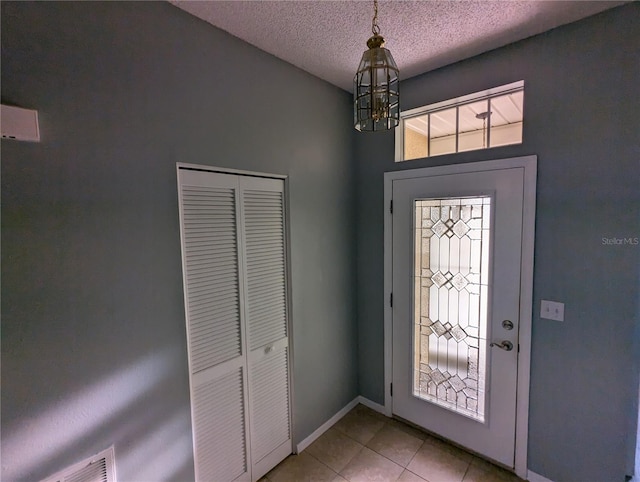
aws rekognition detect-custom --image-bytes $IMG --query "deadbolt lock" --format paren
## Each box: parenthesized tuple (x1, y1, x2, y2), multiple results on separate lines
(502, 319, 514, 330)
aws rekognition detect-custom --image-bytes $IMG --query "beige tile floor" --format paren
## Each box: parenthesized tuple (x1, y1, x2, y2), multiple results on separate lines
(264, 404, 525, 482)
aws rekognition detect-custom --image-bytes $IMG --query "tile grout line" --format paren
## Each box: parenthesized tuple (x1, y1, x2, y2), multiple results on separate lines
(406, 467, 431, 482)
(403, 439, 426, 478)
(312, 406, 499, 482)
(303, 449, 341, 477)
(375, 415, 473, 482)
(335, 415, 430, 478)
(329, 415, 415, 479)
(460, 458, 472, 482)
(374, 418, 426, 472)
(302, 404, 523, 482)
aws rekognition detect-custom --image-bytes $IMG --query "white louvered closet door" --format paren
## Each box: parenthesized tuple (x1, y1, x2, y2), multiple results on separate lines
(178, 169, 291, 482)
(178, 170, 251, 482)
(239, 177, 291, 481)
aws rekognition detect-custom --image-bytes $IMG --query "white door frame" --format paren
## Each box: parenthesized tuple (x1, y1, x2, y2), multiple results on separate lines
(383, 155, 537, 478)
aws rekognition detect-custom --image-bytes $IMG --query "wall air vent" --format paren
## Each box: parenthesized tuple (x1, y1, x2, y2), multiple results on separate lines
(1, 104, 40, 142)
(41, 447, 117, 482)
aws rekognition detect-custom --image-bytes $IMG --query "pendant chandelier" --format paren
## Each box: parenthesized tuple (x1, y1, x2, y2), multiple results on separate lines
(354, 0, 400, 132)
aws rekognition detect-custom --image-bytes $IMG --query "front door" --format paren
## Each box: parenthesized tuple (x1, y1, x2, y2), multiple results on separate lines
(390, 160, 531, 468)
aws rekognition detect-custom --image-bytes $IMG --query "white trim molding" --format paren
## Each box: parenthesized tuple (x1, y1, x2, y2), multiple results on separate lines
(394, 81, 525, 162)
(176, 162, 287, 180)
(383, 155, 537, 479)
(527, 470, 555, 482)
(357, 396, 386, 415)
(296, 396, 390, 454)
(296, 398, 359, 453)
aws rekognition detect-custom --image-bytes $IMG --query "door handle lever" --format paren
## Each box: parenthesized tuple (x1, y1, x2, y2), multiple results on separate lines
(490, 340, 513, 351)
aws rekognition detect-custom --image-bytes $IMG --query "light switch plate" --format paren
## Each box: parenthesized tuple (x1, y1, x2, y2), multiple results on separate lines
(541, 300, 564, 321)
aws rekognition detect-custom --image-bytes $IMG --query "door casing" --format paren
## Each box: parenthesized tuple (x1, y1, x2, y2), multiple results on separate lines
(383, 156, 536, 478)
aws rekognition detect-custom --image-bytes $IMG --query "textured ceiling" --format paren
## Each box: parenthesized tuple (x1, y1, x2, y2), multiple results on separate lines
(170, 1, 625, 92)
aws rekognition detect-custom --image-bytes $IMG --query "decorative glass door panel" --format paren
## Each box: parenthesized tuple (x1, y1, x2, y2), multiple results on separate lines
(413, 197, 491, 422)
(390, 160, 536, 470)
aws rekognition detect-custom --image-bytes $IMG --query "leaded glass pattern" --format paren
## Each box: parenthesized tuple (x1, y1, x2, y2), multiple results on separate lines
(413, 197, 491, 422)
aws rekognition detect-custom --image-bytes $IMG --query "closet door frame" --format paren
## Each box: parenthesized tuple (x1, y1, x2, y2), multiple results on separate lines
(177, 163, 294, 481)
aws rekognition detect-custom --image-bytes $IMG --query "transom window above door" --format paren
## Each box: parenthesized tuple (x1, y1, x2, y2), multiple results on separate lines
(395, 81, 524, 161)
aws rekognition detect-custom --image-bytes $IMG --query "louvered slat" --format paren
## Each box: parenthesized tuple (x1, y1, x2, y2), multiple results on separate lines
(180, 174, 249, 481)
(250, 320, 286, 345)
(182, 185, 241, 373)
(63, 458, 107, 482)
(248, 297, 286, 316)
(250, 348, 290, 463)
(243, 189, 287, 351)
(193, 368, 247, 481)
(180, 172, 291, 481)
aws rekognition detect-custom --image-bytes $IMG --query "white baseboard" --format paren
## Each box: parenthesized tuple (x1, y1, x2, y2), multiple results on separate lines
(296, 397, 359, 453)
(527, 470, 554, 482)
(357, 396, 387, 416)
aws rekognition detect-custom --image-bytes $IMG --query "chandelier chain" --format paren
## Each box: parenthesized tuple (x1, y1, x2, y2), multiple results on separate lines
(372, 0, 380, 35)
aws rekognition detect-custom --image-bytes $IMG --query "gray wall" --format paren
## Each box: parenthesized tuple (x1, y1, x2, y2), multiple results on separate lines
(1, 2, 357, 480)
(355, 4, 640, 481)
